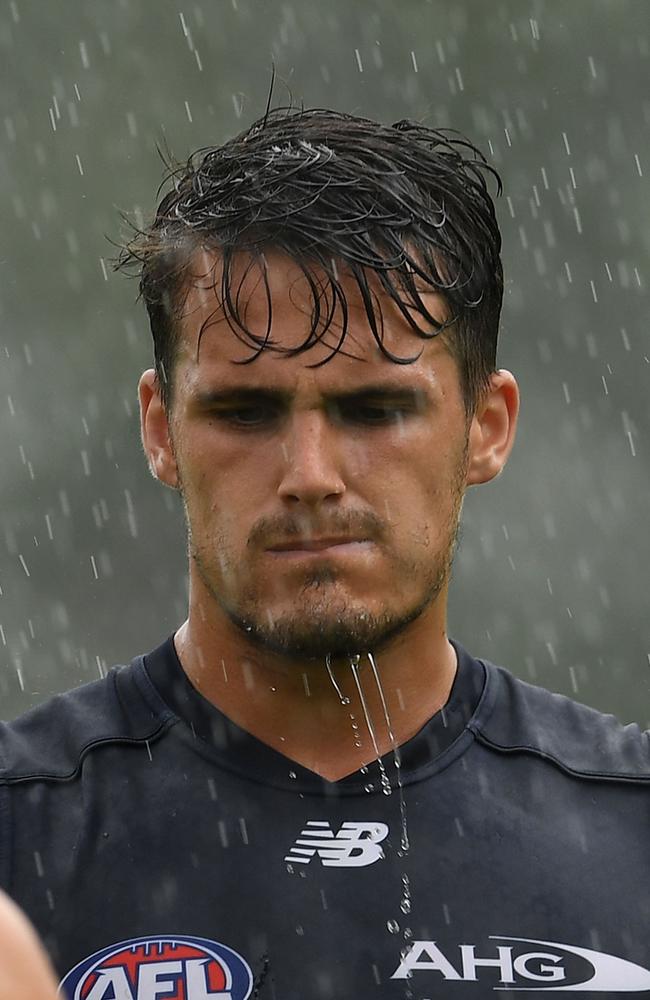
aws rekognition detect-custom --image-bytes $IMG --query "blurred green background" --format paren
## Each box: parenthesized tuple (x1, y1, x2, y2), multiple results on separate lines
(1, 0, 649, 722)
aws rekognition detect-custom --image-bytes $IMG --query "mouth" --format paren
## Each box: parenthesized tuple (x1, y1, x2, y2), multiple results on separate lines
(266, 537, 372, 557)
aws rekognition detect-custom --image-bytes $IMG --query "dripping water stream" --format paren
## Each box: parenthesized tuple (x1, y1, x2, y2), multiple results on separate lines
(324, 650, 412, 952)
(365, 653, 411, 936)
(325, 653, 349, 706)
(349, 655, 392, 796)
(367, 652, 410, 856)
(349, 653, 412, 945)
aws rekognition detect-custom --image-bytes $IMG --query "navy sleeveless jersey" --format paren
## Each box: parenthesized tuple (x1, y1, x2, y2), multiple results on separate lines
(1, 637, 649, 998)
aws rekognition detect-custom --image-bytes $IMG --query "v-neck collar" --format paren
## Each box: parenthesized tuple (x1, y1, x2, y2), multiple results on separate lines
(142, 635, 486, 794)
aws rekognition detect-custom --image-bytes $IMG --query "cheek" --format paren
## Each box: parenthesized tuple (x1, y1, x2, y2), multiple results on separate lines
(390, 449, 465, 525)
(190, 461, 269, 546)
(346, 428, 427, 485)
(344, 437, 378, 478)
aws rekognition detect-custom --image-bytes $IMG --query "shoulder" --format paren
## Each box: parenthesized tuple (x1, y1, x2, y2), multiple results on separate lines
(471, 659, 650, 782)
(0, 891, 58, 999)
(0, 657, 175, 783)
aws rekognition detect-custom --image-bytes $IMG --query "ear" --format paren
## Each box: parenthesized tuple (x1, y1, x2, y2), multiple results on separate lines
(138, 369, 179, 488)
(466, 369, 519, 486)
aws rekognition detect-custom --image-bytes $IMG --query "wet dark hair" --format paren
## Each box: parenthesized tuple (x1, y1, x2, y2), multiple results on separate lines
(117, 106, 503, 414)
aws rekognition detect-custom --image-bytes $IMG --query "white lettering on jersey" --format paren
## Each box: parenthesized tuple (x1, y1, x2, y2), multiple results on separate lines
(79, 959, 232, 1000)
(391, 941, 463, 982)
(82, 967, 134, 1000)
(137, 961, 183, 998)
(184, 959, 232, 999)
(284, 821, 388, 867)
(391, 936, 650, 991)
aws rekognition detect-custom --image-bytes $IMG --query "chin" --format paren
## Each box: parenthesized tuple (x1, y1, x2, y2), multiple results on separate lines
(228, 599, 427, 660)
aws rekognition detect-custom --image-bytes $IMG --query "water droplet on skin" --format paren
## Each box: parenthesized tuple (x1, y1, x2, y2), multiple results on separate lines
(387, 919, 400, 934)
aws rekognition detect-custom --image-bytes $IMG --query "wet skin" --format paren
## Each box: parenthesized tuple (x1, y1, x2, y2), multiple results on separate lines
(139, 252, 519, 780)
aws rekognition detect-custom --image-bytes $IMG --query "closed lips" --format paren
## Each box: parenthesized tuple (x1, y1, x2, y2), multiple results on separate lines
(268, 537, 368, 551)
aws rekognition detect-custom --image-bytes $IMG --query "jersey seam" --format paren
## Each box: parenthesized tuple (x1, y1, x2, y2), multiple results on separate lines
(0, 724, 174, 786)
(471, 727, 650, 784)
(0, 666, 177, 785)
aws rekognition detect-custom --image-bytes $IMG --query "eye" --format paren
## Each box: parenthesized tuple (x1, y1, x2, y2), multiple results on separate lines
(217, 403, 281, 428)
(331, 400, 410, 426)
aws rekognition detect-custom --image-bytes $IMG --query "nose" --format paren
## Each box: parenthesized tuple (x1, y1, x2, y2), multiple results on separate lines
(277, 412, 345, 506)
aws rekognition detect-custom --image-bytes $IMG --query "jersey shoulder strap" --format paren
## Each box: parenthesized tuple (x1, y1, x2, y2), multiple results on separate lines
(470, 660, 650, 782)
(0, 658, 174, 784)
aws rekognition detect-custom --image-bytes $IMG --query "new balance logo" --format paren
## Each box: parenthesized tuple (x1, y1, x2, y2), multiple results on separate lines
(285, 821, 389, 867)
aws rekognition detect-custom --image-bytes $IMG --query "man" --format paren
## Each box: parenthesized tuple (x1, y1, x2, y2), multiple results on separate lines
(1, 107, 649, 999)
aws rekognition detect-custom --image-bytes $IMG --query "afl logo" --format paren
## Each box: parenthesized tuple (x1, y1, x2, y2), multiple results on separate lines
(59, 935, 254, 1000)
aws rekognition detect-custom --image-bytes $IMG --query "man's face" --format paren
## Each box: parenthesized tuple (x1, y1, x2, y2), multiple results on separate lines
(162, 253, 472, 658)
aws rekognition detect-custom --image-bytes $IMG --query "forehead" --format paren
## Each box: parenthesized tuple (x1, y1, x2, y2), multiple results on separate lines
(174, 250, 455, 392)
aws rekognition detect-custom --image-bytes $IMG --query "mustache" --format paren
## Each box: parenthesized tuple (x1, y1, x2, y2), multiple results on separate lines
(247, 509, 387, 549)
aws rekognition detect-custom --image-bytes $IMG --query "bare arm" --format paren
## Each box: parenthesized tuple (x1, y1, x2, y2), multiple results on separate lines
(0, 891, 58, 1000)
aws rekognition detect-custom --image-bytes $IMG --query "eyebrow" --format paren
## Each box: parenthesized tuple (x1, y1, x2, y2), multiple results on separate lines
(192, 384, 429, 407)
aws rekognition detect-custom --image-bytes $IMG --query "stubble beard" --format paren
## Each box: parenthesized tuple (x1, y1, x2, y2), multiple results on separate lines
(181, 463, 467, 662)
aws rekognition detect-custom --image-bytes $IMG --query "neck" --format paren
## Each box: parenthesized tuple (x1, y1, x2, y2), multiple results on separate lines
(174, 591, 457, 783)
